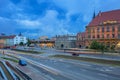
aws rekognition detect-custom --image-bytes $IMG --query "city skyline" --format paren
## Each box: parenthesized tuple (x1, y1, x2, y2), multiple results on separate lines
(0, 0, 120, 38)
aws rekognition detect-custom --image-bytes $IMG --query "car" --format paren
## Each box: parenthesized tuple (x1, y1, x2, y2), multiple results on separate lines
(72, 53, 79, 56)
(19, 59, 27, 66)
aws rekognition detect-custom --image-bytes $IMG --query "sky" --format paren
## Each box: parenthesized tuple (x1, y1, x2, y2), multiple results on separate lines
(0, 0, 120, 39)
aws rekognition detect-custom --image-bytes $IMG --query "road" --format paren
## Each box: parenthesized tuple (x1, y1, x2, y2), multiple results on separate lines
(18, 48, 120, 61)
(16, 47, 120, 61)
(6, 49, 120, 80)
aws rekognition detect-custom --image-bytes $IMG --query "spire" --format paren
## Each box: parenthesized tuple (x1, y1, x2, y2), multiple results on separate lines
(92, 10, 96, 19)
(98, 10, 102, 16)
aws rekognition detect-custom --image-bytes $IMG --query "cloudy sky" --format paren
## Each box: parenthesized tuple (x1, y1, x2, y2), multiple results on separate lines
(0, 0, 120, 38)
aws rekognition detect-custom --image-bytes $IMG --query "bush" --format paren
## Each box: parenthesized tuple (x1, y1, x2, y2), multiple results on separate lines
(90, 41, 100, 50)
(19, 42, 24, 46)
(90, 41, 106, 54)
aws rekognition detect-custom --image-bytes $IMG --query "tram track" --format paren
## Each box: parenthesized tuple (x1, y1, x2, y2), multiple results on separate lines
(0, 60, 32, 80)
(0, 61, 17, 80)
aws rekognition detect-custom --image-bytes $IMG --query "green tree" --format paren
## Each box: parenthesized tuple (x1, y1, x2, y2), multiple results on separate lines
(90, 41, 100, 50)
(111, 45, 115, 52)
(27, 39, 31, 46)
(19, 42, 24, 46)
(90, 41, 106, 54)
(99, 43, 106, 54)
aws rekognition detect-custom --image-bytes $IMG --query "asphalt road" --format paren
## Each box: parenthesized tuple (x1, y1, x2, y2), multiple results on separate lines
(43, 49, 120, 61)
(6, 49, 120, 80)
(17, 47, 120, 61)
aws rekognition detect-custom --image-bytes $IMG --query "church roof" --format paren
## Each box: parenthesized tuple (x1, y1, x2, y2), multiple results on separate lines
(88, 9, 120, 27)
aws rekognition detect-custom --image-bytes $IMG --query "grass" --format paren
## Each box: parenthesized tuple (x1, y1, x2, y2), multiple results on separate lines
(50, 55, 120, 66)
(1, 57, 19, 63)
(11, 49, 44, 54)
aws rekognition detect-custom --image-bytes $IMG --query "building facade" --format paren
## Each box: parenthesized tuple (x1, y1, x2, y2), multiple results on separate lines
(14, 34, 27, 45)
(0, 38, 6, 48)
(76, 32, 86, 48)
(0, 35, 15, 48)
(39, 36, 48, 40)
(55, 34, 76, 49)
(5, 35, 15, 47)
(85, 9, 120, 48)
(39, 40, 55, 48)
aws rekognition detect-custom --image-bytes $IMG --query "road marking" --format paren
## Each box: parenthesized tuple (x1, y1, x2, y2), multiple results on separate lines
(58, 59, 91, 67)
(98, 73, 108, 77)
(99, 68, 112, 72)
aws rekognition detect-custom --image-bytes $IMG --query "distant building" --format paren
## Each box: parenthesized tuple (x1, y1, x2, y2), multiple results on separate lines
(30, 38, 55, 48)
(37, 36, 54, 48)
(0, 37, 6, 48)
(76, 32, 86, 48)
(0, 35, 15, 48)
(55, 34, 76, 49)
(39, 40, 55, 48)
(6, 35, 16, 47)
(39, 36, 48, 41)
(14, 33, 27, 45)
(85, 9, 120, 48)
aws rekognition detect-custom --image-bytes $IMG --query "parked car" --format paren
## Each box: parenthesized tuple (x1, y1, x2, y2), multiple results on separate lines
(19, 59, 27, 66)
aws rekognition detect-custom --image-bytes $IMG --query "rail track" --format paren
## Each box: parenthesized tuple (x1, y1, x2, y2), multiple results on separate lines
(0, 61, 32, 80)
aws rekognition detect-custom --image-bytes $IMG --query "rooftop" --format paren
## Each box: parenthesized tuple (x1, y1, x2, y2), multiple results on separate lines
(0, 35, 16, 39)
(88, 9, 120, 27)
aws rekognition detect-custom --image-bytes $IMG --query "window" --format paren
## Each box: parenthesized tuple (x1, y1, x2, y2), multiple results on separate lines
(112, 26, 115, 32)
(106, 26, 110, 32)
(97, 35, 100, 38)
(88, 28, 91, 33)
(107, 34, 110, 38)
(118, 34, 120, 39)
(97, 28, 100, 32)
(93, 35, 95, 38)
(118, 26, 120, 32)
(102, 34, 104, 38)
(88, 35, 90, 38)
(112, 34, 115, 38)
(92, 28, 95, 33)
(102, 27, 104, 32)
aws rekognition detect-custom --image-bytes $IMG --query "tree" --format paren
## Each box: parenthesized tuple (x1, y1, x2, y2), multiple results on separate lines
(99, 43, 106, 54)
(111, 45, 115, 52)
(90, 41, 100, 50)
(19, 42, 24, 46)
(27, 39, 31, 46)
(90, 41, 106, 54)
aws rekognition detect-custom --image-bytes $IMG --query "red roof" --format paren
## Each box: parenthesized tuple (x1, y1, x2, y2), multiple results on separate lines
(0, 35, 16, 39)
(88, 9, 120, 26)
